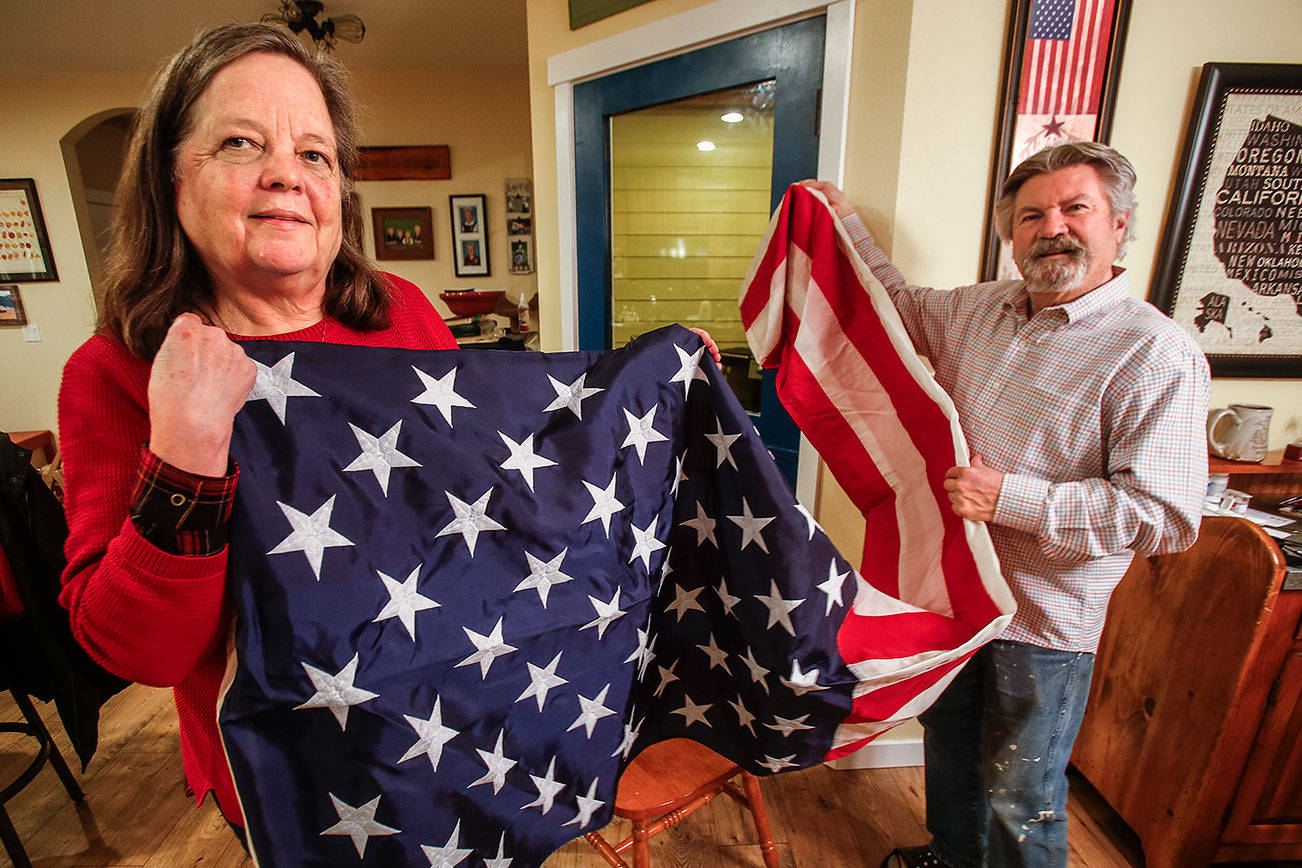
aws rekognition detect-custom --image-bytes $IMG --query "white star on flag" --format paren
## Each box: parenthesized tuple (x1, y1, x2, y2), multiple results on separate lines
(696, 634, 730, 671)
(468, 731, 517, 794)
(567, 683, 616, 738)
(516, 651, 568, 711)
(456, 616, 518, 678)
(543, 372, 603, 419)
(612, 717, 640, 760)
(522, 757, 566, 815)
(580, 588, 626, 638)
(436, 488, 506, 556)
(715, 577, 741, 618)
(728, 696, 757, 735)
(399, 697, 459, 772)
(759, 755, 798, 773)
(672, 693, 713, 728)
(665, 583, 704, 622)
(563, 778, 604, 829)
(816, 560, 852, 615)
(795, 501, 820, 539)
(653, 661, 678, 698)
(484, 833, 514, 868)
(268, 496, 353, 581)
(498, 431, 557, 492)
(623, 626, 649, 668)
(294, 653, 377, 730)
(411, 364, 475, 425)
(373, 564, 439, 641)
(246, 353, 321, 424)
(628, 517, 666, 571)
(514, 549, 575, 608)
(681, 501, 717, 547)
(343, 420, 420, 495)
(755, 579, 805, 636)
(766, 713, 815, 738)
(669, 343, 709, 398)
(705, 418, 741, 469)
(420, 819, 473, 867)
(727, 498, 774, 553)
(781, 660, 828, 696)
(620, 405, 669, 464)
(738, 646, 771, 694)
(581, 474, 625, 537)
(319, 794, 399, 857)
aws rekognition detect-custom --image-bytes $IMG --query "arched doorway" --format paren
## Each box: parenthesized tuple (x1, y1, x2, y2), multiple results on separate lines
(60, 108, 136, 312)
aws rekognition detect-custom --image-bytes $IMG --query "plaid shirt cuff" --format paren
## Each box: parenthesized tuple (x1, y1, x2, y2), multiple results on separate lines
(128, 446, 239, 557)
(992, 471, 1051, 535)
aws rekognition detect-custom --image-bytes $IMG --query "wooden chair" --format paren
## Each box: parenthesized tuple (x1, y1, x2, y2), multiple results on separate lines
(584, 738, 780, 867)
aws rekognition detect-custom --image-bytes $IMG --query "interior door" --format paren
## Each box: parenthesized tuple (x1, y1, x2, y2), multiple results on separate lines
(574, 15, 826, 485)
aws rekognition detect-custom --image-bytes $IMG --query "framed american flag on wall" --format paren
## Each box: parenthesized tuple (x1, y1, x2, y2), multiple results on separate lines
(979, 0, 1132, 281)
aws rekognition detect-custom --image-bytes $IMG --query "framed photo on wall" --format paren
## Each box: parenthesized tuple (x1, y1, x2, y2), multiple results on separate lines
(1150, 62, 1302, 378)
(0, 284, 27, 326)
(0, 178, 58, 282)
(980, 0, 1132, 281)
(372, 206, 434, 261)
(450, 194, 490, 277)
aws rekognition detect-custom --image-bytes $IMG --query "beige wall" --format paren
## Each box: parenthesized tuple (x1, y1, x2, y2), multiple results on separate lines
(0, 62, 533, 438)
(527, 0, 1302, 550)
(0, 72, 146, 435)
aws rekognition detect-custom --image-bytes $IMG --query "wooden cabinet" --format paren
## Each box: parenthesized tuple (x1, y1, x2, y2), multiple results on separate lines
(1071, 516, 1302, 867)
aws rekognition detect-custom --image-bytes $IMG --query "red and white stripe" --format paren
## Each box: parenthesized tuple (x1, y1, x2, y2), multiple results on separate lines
(740, 184, 1014, 758)
(1021, 0, 1113, 116)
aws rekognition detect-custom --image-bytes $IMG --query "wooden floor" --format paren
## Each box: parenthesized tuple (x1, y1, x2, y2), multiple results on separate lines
(0, 683, 1148, 867)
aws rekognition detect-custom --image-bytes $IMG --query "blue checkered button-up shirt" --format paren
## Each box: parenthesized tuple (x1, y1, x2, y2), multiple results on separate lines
(845, 215, 1210, 651)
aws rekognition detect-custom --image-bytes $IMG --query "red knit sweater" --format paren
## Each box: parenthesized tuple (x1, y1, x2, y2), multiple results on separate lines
(57, 276, 456, 825)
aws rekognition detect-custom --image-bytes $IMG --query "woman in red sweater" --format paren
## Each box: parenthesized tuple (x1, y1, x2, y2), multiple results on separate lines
(57, 24, 458, 833)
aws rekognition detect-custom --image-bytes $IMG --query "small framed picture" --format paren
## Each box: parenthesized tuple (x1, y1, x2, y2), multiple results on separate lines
(450, 194, 490, 277)
(371, 206, 434, 261)
(507, 216, 532, 236)
(0, 284, 28, 326)
(509, 237, 534, 275)
(505, 178, 532, 216)
(0, 179, 58, 282)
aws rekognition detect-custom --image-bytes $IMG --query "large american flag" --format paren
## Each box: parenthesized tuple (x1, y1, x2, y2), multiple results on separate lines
(741, 183, 1014, 752)
(219, 321, 1010, 865)
(1019, 0, 1115, 117)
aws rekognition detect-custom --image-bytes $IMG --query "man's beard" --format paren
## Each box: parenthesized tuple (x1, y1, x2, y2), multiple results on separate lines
(1017, 235, 1091, 295)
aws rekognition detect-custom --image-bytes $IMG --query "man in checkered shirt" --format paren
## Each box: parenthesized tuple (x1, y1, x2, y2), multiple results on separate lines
(807, 142, 1210, 868)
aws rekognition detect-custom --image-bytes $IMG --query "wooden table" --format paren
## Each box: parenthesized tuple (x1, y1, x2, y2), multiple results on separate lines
(1211, 449, 1302, 498)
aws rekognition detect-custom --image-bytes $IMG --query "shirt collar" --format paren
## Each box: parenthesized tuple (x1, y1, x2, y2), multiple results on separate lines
(1003, 268, 1130, 324)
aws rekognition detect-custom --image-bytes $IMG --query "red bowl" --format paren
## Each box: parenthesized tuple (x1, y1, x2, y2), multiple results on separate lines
(439, 289, 504, 317)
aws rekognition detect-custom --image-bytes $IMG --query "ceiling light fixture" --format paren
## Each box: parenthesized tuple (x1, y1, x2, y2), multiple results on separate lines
(720, 111, 744, 123)
(263, 1, 365, 51)
(697, 141, 716, 152)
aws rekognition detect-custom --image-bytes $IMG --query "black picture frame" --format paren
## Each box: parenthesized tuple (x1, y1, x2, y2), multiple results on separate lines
(980, 0, 1132, 281)
(449, 194, 490, 277)
(372, 206, 435, 261)
(0, 284, 27, 326)
(0, 178, 58, 282)
(1150, 62, 1302, 378)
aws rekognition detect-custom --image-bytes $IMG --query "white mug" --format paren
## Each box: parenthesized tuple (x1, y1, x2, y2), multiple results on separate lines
(1207, 403, 1273, 463)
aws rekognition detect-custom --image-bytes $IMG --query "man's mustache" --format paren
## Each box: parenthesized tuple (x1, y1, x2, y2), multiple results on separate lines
(1027, 235, 1086, 260)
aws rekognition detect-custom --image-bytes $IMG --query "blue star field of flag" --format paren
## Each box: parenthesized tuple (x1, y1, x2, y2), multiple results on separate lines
(221, 325, 860, 866)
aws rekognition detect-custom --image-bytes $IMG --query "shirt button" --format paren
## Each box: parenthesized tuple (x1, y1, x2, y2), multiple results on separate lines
(170, 493, 188, 507)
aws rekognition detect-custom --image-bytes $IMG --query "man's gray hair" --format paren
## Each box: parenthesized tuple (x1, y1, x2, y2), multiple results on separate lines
(993, 141, 1138, 258)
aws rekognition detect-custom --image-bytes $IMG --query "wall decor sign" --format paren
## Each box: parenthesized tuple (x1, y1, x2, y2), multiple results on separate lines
(1151, 62, 1302, 378)
(356, 146, 451, 181)
(504, 177, 534, 275)
(0, 179, 58, 282)
(980, 0, 1132, 281)
(449, 194, 490, 277)
(0, 284, 27, 326)
(371, 206, 434, 261)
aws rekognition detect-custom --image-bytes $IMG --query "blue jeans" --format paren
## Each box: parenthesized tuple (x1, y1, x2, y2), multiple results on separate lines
(919, 639, 1095, 868)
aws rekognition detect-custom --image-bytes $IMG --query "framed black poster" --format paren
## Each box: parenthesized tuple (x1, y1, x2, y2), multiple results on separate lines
(0, 179, 58, 282)
(1151, 63, 1302, 378)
